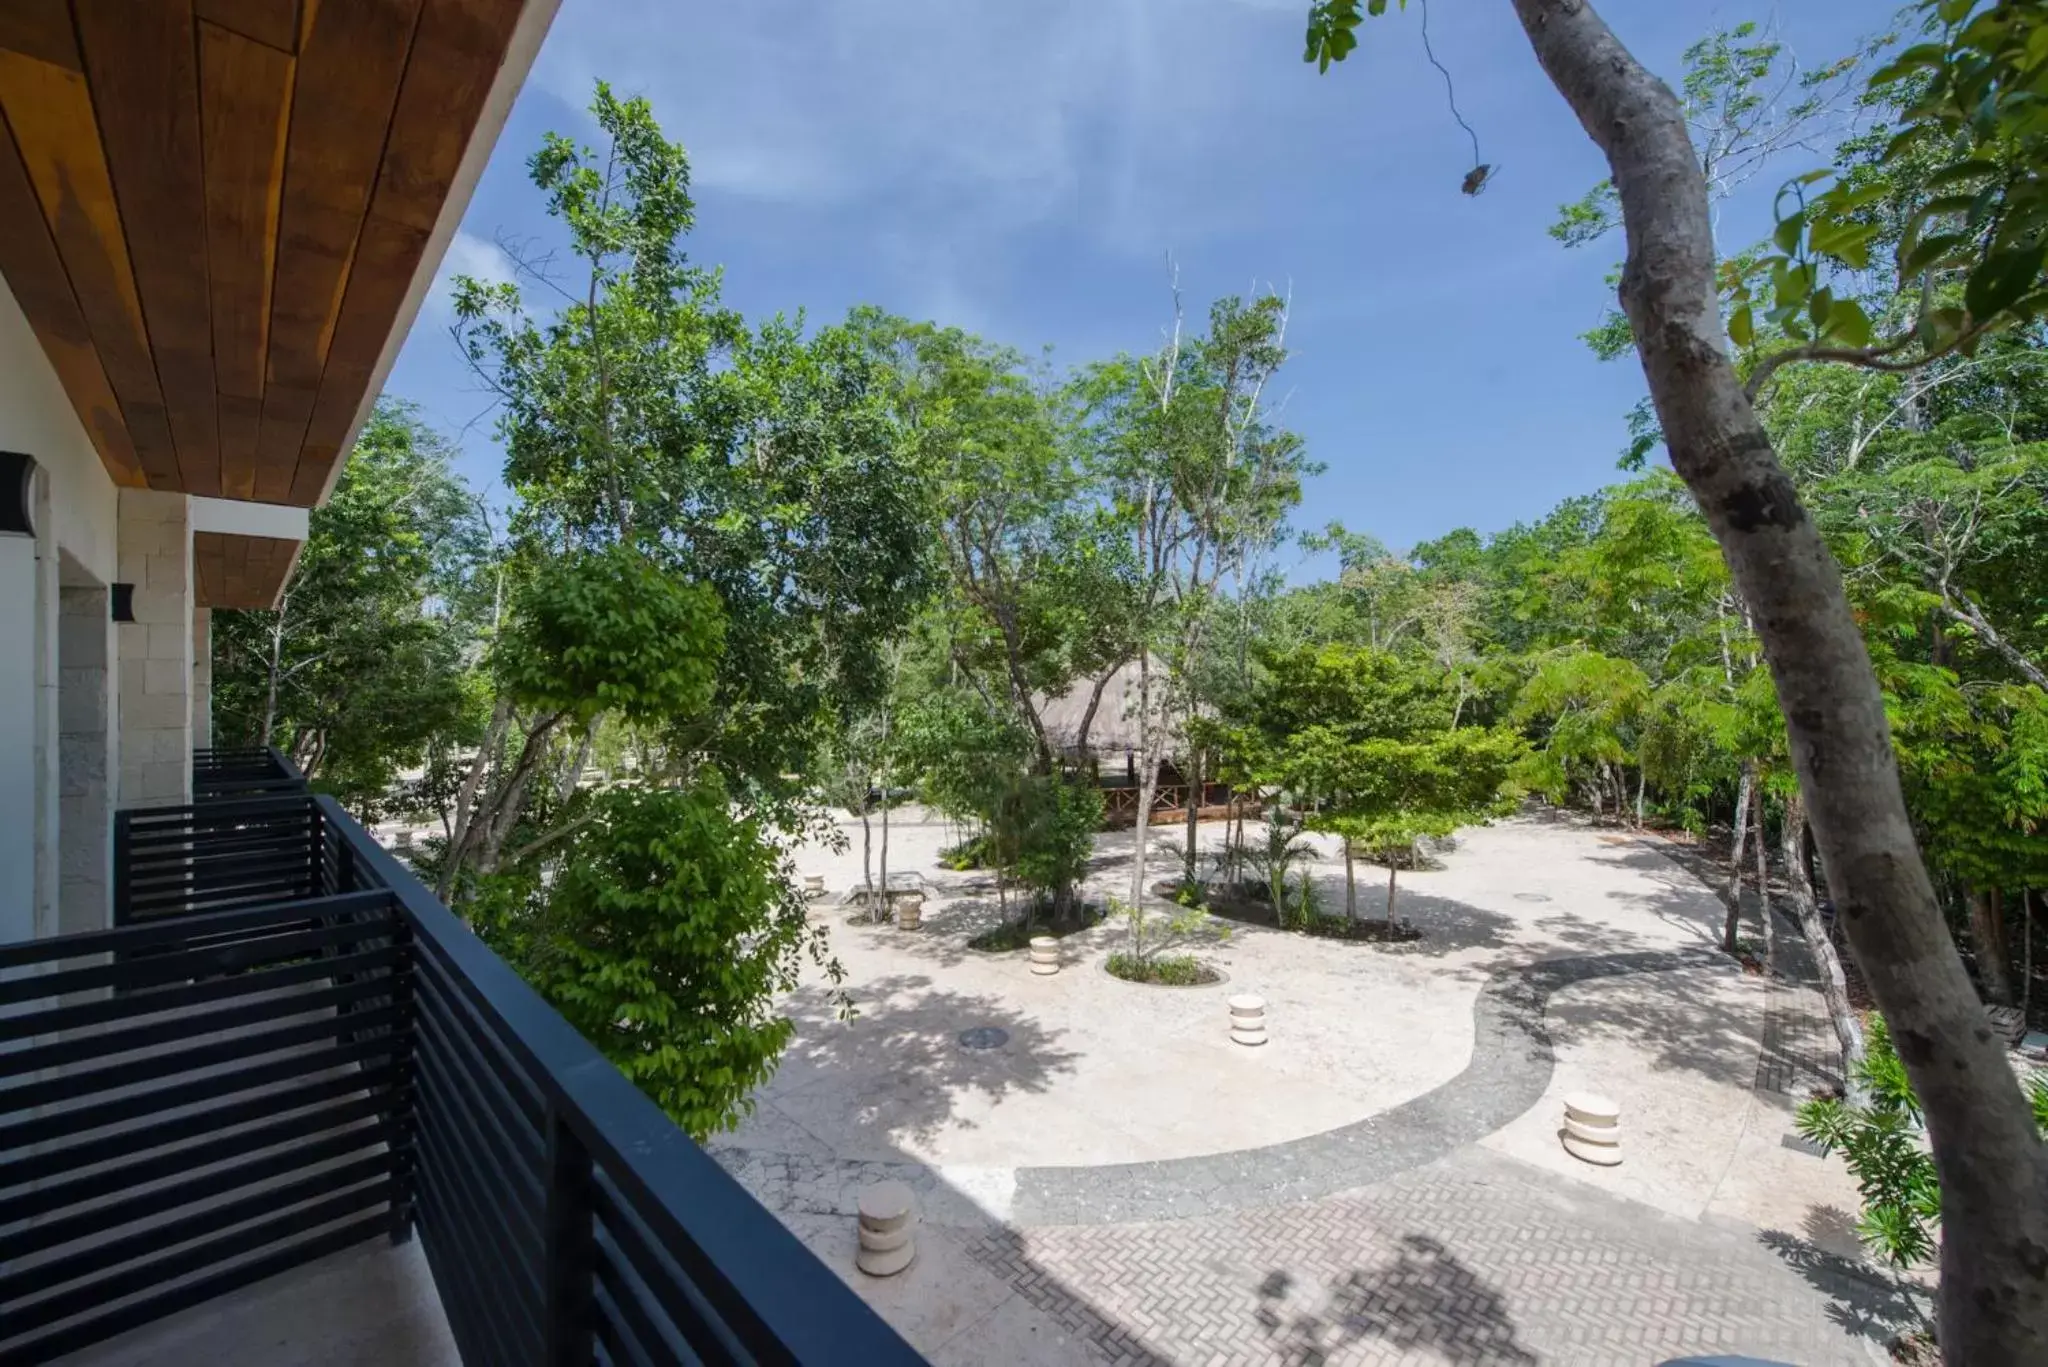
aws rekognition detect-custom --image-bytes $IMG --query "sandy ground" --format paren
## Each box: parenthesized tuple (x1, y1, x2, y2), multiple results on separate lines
(736, 806, 1864, 1238)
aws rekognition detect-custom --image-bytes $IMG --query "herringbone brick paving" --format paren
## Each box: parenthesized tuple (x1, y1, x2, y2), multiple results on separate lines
(963, 1147, 1899, 1366)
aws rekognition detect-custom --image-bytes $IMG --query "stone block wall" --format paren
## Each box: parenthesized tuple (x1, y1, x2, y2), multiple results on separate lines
(117, 489, 193, 808)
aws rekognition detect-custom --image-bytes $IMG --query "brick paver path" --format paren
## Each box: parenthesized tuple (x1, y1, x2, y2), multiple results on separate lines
(964, 1147, 1903, 1366)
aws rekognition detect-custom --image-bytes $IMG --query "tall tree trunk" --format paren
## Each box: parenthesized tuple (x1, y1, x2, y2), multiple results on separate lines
(1970, 888, 2014, 1007)
(1723, 763, 1753, 954)
(1127, 652, 1157, 913)
(555, 718, 600, 804)
(1635, 768, 1646, 829)
(440, 697, 513, 901)
(1344, 837, 1356, 922)
(260, 610, 288, 746)
(2023, 887, 2035, 1026)
(1783, 790, 1866, 1093)
(1183, 747, 1203, 882)
(860, 795, 874, 920)
(1753, 783, 1774, 977)
(880, 776, 894, 922)
(1512, 2, 2048, 1353)
(1385, 858, 1398, 925)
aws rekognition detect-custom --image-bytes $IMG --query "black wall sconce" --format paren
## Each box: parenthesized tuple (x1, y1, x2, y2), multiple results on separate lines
(112, 583, 136, 623)
(0, 451, 33, 537)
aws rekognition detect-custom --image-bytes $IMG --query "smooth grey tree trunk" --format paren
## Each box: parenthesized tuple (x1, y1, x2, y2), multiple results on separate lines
(1753, 784, 1773, 976)
(1510, 2, 2048, 1354)
(1783, 791, 1866, 1093)
(1723, 763, 1753, 954)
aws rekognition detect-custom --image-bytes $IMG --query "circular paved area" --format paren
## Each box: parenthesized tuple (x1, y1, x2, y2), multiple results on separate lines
(713, 811, 1896, 1365)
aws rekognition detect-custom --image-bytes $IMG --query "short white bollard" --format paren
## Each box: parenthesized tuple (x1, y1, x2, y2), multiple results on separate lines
(855, 1181, 917, 1277)
(804, 875, 826, 900)
(1560, 1092, 1622, 1166)
(1228, 994, 1267, 1047)
(895, 895, 922, 930)
(1029, 936, 1060, 975)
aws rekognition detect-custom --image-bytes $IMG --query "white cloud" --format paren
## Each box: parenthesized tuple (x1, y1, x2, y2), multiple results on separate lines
(426, 229, 519, 322)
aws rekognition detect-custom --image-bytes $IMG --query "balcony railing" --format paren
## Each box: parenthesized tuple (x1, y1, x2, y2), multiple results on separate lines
(192, 745, 309, 801)
(2, 793, 926, 1366)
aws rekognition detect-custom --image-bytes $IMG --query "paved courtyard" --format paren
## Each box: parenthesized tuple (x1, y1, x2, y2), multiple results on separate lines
(711, 810, 1911, 1365)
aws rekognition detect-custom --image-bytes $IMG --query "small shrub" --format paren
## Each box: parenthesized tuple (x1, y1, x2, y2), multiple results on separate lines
(968, 902, 1106, 952)
(1301, 913, 1421, 944)
(937, 834, 991, 871)
(1106, 952, 1218, 986)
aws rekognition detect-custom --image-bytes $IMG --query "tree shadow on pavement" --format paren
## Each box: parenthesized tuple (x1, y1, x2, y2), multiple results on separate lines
(1253, 1235, 1539, 1366)
(1540, 959, 1761, 1086)
(1757, 1207, 1929, 1355)
(747, 972, 1082, 1154)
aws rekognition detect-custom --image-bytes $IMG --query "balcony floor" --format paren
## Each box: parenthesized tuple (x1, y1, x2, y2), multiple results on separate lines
(56, 1237, 456, 1367)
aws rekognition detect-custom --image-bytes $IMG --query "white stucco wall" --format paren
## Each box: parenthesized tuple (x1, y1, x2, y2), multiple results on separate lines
(0, 277, 118, 586)
(0, 276, 122, 943)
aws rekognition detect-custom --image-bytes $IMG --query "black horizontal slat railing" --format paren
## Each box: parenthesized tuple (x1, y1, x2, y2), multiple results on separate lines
(1, 786, 927, 1364)
(0, 890, 409, 1366)
(331, 799, 929, 1366)
(193, 745, 310, 800)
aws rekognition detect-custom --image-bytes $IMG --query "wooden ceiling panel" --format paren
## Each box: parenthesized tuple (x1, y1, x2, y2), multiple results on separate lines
(0, 0, 545, 513)
(256, 0, 423, 501)
(0, 1, 81, 72)
(0, 99, 144, 486)
(195, 530, 302, 608)
(76, 0, 223, 496)
(193, 0, 302, 54)
(198, 20, 293, 500)
(0, 47, 180, 486)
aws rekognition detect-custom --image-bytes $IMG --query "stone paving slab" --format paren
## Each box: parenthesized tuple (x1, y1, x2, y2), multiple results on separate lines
(963, 1147, 1903, 1367)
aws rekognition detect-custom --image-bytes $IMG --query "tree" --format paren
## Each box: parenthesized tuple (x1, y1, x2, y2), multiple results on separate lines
(1305, 4, 2048, 1349)
(472, 779, 840, 1140)
(211, 400, 487, 816)
(446, 85, 937, 886)
(1072, 291, 1310, 912)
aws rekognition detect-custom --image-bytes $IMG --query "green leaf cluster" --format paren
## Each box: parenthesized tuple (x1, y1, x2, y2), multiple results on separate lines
(472, 779, 836, 1140)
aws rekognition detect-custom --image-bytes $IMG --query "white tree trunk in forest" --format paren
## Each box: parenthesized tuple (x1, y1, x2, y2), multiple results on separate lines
(1127, 648, 1157, 913)
(1753, 785, 1773, 976)
(1344, 838, 1356, 921)
(860, 796, 874, 919)
(1510, 2, 2048, 1352)
(1783, 791, 1866, 1095)
(1723, 763, 1752, 954)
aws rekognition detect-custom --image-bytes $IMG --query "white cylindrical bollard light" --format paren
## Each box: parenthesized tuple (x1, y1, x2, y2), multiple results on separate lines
(1560, 1092, 1622, 1166)
(855, 1180, 917, 1277)
(804, 874, 826, 899)
(1228, 994, 1267, 1047)
(1029, 936, 1060, 975)
(896, 894, 922, 930)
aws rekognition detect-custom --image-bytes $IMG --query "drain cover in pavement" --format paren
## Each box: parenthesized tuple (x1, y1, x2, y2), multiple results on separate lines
(1514, 892, 1551, 903)
(957, 1027, 1009, 1051)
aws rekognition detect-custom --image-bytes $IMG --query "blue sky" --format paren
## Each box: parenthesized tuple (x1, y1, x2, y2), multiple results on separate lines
(384, 0, 1886, 580)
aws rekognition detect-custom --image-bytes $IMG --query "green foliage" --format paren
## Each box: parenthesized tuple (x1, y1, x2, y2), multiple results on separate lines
(472, 780, 840, 1140)
(455, 84, 937, 812)
(937, 834, 991, 871)
(1105, 952, 1216, 986)
(1735, 3, 2048, 377)
(211, 401, 488, 817)
(495, 547, 724, 725)
(1793, 1016, 2048, 1271)
(1113, 893, 1218, 973)
(1008, 779, 1105, 915)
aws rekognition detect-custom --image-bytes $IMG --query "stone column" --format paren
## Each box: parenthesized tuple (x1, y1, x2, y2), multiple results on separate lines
(116, 490, 193, 808)
(59, 583, 113, 935)
(191, 606, 212, 750)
